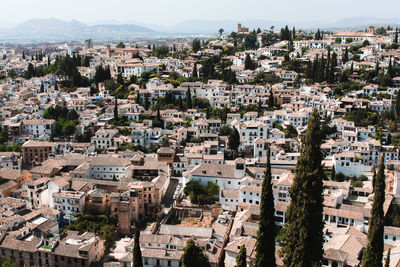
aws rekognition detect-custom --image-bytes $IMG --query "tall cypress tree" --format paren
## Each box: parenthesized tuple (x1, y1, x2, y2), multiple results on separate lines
(255, 146, 276, 267)
(114, 96, 118, 121)
(330, 166, 335, 180)
(343, 47, 349, 63)
(282, 109, 324, 267)
(361, 157, 386, 267)
(395, 29, 398, 44)
(385, 249, 391, 267)
(268, 90, 274, 110)
(132, 229, 143, 267)
(235, 245, 247, 267)
(192, 64, 198, 78)
(396, 92, 400, 118)
(388, 58, 394, 78)
(186, 88, 192, 109)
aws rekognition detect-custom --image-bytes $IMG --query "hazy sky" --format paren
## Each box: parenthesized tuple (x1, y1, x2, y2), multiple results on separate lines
(1, 0, 400, 27)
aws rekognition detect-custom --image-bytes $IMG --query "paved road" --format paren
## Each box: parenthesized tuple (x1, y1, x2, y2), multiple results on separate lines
(162, 178, 179, 207)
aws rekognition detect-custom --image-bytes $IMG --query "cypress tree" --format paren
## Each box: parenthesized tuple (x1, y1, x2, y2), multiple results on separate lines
(156, 105, 161, 121)
(385, 249, 391, 267)
(331, 166, 335, 180)
(284, 25, 290, 40)
(331, 52, 338, 68)
(235, 245, 247, 267)
(22, 51, 25, 60)
(244, 54, 255, 70)
(292, 26, 296, 39)
(132, 229, 143, 267)
(325, 47, 331, 81)
(315, 29, 321, 40)
(343, 47, 349, 63)
(114, 96, 118, 122)
(361, 157, 386, 267)
(396, 92, 400, 118)
(144, 95, 150, 110)
(305, 60, 312, 79)
(228, 128, 240, 152)
(268, 90, 274, 110)
(255, 146, 276, 267)
(312, 56, 319, 80)
(186, 88, 192, 109)
(282, 109, 324, 267)
(192, 64, 198, 78)
(395, 29, 398, 44)
(178, 96, 184, 111)
(388, 58, 394, 78)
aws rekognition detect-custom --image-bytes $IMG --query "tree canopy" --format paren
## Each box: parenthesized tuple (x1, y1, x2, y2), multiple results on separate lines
(180, 239, 210, 267)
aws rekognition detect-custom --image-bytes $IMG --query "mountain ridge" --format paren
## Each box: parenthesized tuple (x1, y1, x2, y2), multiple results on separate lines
(1, 16, 400, 41)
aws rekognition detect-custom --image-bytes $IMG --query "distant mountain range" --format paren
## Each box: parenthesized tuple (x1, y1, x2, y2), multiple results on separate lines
(1, 16, 400, 41)
(157, 16, 400, 33)
(0, 18, 156, 41)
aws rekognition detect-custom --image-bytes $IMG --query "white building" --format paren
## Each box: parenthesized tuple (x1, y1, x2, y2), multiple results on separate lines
(21, 119, 55, 138)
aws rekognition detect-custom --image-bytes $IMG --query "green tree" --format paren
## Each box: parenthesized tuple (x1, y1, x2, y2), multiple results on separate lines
(181, 239, 210, 267)
(385, 248, 391, 267)
(219, 28, 224, 37)
(235, 245, 247, 267)
(330, 166, 336, 180)
(268, 90, 274, 110)
(114, 96, 118, 121)
(0, 127, 8, 144)
(117, 73, 124, 85)
(396, 91, 400, 118)
(192, 64, 198, 78)
(192, 39, 201, 53)
(0, 257, 19, 267)
(282, 110, 324, 267)
(361, 157, 386, 267)
(343, 47, 349, 63)
(62, 120, 77, 136)
(117, 42, 126, 48)
(186, 88, 192, 109)
(144, 95, 150, 110)
(244, 54, 256, 70)
(228, 127, 240, 152)
(255, 146, 276, 267)
(132, 229, 143, 267)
